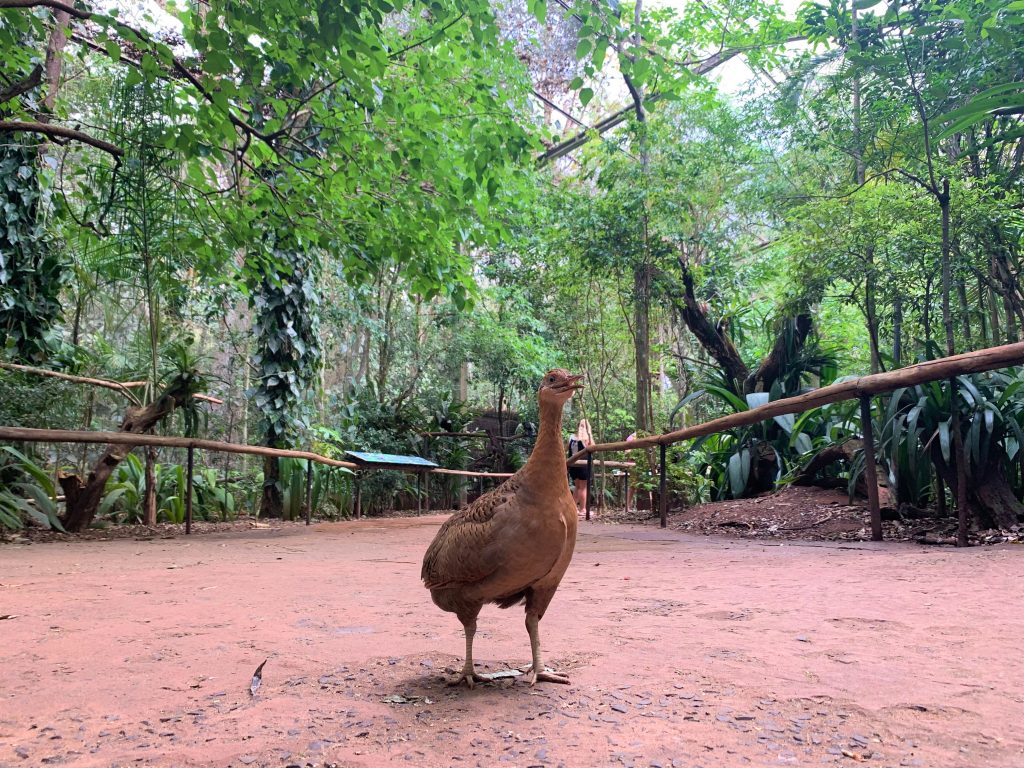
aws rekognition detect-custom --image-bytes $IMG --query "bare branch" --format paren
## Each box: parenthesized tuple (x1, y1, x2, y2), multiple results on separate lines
(0, 64, 43, 104)
(0, 0, 91, 20)
(0, 119, 123, 156)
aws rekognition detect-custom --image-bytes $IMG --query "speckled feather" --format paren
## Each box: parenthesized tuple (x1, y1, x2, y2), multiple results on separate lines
(420, 475, 526, 591)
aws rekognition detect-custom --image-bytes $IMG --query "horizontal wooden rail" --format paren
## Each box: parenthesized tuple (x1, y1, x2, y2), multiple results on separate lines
(569, 341, 1024, 465)
(0, 427, 605, 479)
(0, 427, 361, 469)
(432, 468, 514, 478)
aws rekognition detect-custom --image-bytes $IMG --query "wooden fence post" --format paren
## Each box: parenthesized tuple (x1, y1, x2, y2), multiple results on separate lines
(304, 460, 313, 526)
(859, 396, 883, 541)
(185, 445, 194, 535)
(585, 452, 594, 521)
(659, 443, 668, 529)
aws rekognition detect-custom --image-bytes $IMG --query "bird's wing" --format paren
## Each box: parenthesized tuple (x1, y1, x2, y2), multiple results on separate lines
(420, 476, 523, 590)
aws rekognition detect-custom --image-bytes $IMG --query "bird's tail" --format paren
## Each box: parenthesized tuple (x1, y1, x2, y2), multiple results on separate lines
(493, 590, 528, 609)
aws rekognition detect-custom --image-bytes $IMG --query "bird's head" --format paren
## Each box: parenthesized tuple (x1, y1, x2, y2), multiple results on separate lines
(538, 368, 584, 405)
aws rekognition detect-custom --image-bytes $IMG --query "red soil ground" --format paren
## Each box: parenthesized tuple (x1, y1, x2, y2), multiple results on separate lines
(2, 515, 1022, 768)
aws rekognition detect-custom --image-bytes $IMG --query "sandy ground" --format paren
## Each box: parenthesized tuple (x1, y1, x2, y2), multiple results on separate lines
(1, 516, 1023, 768)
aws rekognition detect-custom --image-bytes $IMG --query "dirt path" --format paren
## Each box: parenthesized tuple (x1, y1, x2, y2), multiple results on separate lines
(1, 517, 1022, 767)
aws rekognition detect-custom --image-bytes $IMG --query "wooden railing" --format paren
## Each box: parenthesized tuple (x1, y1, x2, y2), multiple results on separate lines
(568, 341, 1024, 537)
(0, 425, 635, 531)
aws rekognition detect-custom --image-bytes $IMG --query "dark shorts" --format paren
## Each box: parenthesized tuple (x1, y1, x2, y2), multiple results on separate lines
(568, 467, 590, 482)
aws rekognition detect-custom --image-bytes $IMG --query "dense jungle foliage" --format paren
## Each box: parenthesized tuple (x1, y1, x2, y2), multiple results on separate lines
(1, 0, 1022, 534)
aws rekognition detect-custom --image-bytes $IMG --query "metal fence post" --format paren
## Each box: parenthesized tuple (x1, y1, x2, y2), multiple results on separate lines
(859, 395, 883, 541)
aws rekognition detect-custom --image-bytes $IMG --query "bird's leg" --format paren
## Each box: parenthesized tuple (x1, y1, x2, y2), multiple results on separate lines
(450, 616, 484, 688)
(522, 613, 569, 685)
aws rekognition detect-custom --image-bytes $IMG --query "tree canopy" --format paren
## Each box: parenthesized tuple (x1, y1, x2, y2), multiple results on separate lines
(2, 0, 1023, 532)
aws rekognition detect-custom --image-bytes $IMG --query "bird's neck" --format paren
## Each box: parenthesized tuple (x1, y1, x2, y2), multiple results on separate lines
(523, 399, 568, 477)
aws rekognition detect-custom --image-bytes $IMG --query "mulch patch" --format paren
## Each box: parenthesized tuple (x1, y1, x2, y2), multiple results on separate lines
(596, 485, 1023, 546)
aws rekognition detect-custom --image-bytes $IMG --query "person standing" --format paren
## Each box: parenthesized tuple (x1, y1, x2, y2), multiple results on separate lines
(568, 419, 593, 517)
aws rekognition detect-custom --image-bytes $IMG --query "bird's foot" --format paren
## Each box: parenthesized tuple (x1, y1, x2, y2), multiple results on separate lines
(519, 664, 570, 686)
(448, 671, 485, 689)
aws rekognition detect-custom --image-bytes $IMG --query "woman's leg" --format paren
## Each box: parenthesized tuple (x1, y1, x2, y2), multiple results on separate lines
(578, 478, 588, 517)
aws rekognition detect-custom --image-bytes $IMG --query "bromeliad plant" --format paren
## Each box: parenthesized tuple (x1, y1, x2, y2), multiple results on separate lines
(871, 367, 1024, 528)
(685, 383, 854, 500)
(99, 453, 241, 525)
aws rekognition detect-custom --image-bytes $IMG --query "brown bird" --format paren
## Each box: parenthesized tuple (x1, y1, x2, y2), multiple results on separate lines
(421, 368, 584, 687)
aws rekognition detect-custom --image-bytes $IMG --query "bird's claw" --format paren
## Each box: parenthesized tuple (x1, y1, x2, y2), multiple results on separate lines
(519, 664, 570, 686)
(448, 671, 484, 689)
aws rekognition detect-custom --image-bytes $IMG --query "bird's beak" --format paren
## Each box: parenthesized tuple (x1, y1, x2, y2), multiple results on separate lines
(566, 373, 585, 391)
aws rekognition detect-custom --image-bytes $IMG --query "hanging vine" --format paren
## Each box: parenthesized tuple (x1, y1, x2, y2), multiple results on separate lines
(0, 139, 65, 362)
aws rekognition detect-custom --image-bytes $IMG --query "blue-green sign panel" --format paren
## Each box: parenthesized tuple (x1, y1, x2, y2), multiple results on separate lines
(344, 451, 438, 469)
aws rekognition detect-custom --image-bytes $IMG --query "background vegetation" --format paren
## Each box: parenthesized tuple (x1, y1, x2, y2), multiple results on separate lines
(1, 0, 1022, 532)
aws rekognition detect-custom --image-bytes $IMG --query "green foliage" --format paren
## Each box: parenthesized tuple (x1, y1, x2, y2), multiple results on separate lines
(872, 367, 1024, 508)
(685, 336, 840, 499)
(99, 453, 242, 525)
(250, 245, 322, 448)
(0, 369, 84, 430)
(0, 447, 65, 532)
(0, 141, 66, 362)
(630, 442, 712, 506)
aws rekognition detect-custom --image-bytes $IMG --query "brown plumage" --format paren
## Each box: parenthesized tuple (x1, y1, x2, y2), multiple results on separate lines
(421, 368, 584, 687)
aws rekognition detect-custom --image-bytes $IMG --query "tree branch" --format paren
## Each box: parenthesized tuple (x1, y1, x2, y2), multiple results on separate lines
(0, 0, 91, 20)
(0, 362, 143, 405)
(388, 12, 465, 60)
(0, 64, 43, 104)
(0, 120, 123, 156)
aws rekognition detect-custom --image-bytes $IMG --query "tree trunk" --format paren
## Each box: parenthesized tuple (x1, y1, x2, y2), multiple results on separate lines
(59, 377, 195, 531)
(673, 259, 749, 392)
(41, 10, 70, 112)
(794, 439, 863, 485)
(1003, 291, 1019, 342)
(976, 276, 989, 345)
(865, 266, 882, 374)
(744, 314, 813, 394)
(260, 454, 283, 518)
(932, 446, 1022, 529)
(938, 181, 970, 546)
(892, 294, 903, 367)
(357, 327, 371, 385)
(923, 274, 932, 346)
(957, 280, 972, 347)
(852, 7, 882, 375)
(634, 262, 653, 433)
(988, 260, 1003, 342)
